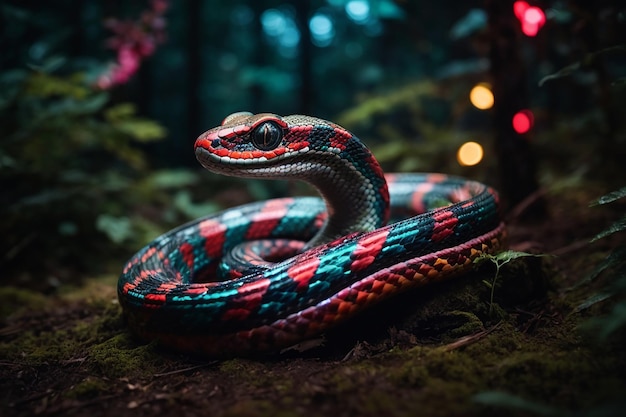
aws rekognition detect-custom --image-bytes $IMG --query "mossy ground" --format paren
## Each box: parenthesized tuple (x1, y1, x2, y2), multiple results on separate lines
(1, 188, 625, 417)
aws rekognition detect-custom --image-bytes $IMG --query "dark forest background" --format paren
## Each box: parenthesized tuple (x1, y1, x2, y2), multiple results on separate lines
(3, 2, 626, 416)
(1, 0, 625, 282)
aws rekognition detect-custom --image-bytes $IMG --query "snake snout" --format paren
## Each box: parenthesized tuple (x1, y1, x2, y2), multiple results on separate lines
(194, 146, 215, 170)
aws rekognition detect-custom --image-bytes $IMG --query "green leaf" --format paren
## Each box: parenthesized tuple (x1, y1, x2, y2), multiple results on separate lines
(38, 56, 67, 73)
(173, 190, 220, 219)
(370, 141, 411, 163)
(104, 103, 136, 122)
(539, 45, 626, 87)
(14, 189, 74, 208)
(590, 187, 626, 206)
(58, 221, 78, 236)
(582, 302, 626, 340)
(26, 71, 90, 99)
(146, 170, 200, 189)
(31, 93, 109, 122)
(98, 171, 133, 191)
(475, 250, 546, 267)
(573, 292, 612, 313)
(115, 120, 167, 141)
(492, 250, 539, 262)
(82, 93, 110, 113)
(247, 181, 274, 201)
(473, 391, 563, 417)
(538, 61, 581, 87)
(450, 9, 487, 40)
(571, 246, 626, 289)
(591, 215, 626, 242)
(96, 214, 133, 244)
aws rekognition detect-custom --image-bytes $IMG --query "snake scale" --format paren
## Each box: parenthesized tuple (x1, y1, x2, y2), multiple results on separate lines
(118, 112, 506, 356)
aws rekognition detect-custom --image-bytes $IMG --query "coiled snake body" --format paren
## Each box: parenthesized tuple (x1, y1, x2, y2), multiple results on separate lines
(118, 113, 506, 356)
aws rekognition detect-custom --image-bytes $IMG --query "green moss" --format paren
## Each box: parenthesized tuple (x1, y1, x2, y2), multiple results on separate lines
(64, 376, 110, 399)
(0, 286, 48, 319)
(354, 319, 624, 416)
(1, 305, 119, 363)
(0, 327, 76, 363)
(387, 347, 430, 387)
(88, 333, 158, 378)
(218, 358, 252, 375)
(220, 358, 263, 378)
(438, 310, 485, 340)
(0, 286, 138, 375)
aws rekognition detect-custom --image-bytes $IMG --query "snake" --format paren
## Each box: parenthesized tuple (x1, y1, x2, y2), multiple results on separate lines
(118, 112, 506, 356)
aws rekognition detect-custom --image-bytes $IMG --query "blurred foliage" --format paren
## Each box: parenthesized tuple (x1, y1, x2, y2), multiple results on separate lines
(539, 45, 626, 87)
(473, 390, 625, 417)
(336, 80, 493, 175)
(0, 58, 275, 288)
(1, 0, 624, 291)
(0, 64, 174, 286)
(575, 188, 626, 340)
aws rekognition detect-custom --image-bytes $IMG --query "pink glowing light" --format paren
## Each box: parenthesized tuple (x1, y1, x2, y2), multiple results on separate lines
(513, 1, 546, 37)
(512, 109, 535, 134)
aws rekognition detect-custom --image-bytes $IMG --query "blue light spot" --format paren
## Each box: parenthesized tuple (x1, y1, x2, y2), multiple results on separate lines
(345, 0, 370, 24)
(261, 8, 300, 57)
(309, 13, 335, 47)
(261, 9, 287, 36)
(281, 26, 300, 48)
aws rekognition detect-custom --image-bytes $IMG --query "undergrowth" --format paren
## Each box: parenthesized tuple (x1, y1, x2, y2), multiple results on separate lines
(473, 186, 626, 416)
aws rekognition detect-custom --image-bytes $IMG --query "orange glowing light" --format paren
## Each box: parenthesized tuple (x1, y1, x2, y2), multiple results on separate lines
(457, 141, 484, 166)
(512, 109, 534, 134)
(469, 83, 494, 110)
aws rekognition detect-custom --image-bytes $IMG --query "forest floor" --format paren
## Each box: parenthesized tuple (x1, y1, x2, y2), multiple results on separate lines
(1, 184, 625, 417)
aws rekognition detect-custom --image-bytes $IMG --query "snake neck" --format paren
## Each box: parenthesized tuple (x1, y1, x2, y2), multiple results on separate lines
(194, 113, 390, 248)
(302, 139, 389, 248)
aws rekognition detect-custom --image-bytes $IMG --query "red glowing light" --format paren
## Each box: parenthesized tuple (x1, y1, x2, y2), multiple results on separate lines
(512, 110, 534, 134)
(513, 1, 546, 37)
(513, 1, 528, 20)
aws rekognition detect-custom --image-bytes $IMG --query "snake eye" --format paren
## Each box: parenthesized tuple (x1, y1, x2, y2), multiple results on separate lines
(251, 121, 283, 150)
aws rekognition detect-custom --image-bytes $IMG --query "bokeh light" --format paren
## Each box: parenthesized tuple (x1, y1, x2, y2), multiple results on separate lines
(469, 83, 494, 110)
(512, 109, 534, 134)
(457, 141, 484, 166)
(261, 9, 287, 36)
(309, 13, 335, 47)
(260, 9, 300, 58)
(513, 1, 546, 37)
(345, 0, 370, 24)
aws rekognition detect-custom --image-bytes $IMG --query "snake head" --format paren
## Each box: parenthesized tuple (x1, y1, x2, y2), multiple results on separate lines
(195, 111, 390, 244)
(194, 112, 319, 177)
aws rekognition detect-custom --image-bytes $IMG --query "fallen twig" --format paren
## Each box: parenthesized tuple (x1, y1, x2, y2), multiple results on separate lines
(440, 322, 501, 352)
(153, 362, 216, 377)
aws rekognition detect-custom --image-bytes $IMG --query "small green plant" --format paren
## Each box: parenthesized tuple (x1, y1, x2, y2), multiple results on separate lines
(476, 250, 547, 315)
